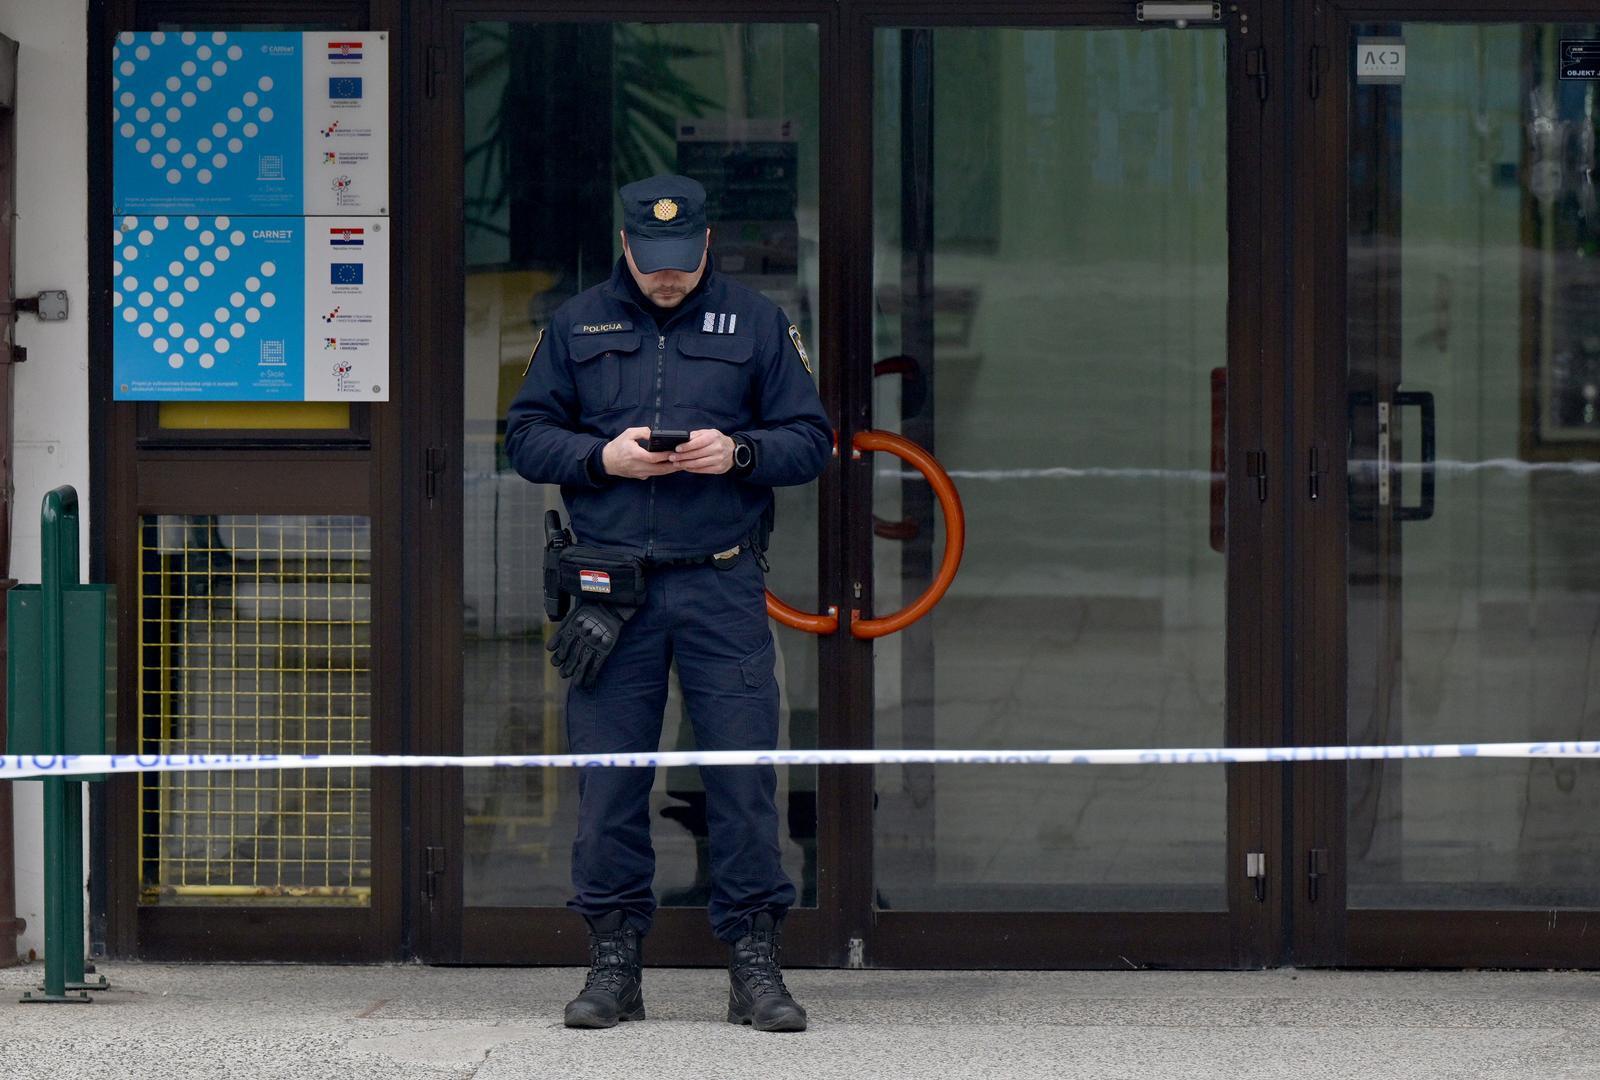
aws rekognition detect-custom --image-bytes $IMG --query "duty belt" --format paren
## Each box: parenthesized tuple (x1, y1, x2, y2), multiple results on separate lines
(646, 545, 742, 569)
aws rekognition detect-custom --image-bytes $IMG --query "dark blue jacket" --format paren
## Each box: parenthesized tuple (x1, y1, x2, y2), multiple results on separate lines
(504, 258, 832, 560)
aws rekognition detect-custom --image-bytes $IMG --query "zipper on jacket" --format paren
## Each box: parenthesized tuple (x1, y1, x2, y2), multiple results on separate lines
(646, 332, 666, 556)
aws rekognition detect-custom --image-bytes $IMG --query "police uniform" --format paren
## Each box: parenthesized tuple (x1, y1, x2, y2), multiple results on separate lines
(504, 175, 830, 1032)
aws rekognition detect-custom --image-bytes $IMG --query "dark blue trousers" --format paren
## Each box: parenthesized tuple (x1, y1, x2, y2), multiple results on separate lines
(565, 551, 796, 943)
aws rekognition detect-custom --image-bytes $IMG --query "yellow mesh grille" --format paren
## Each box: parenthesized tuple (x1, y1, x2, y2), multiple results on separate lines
(138, 515, 373, 906)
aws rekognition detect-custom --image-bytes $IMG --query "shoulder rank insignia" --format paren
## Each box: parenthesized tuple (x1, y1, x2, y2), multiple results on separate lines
(788, 324, 813, 375)
(521, 328, 544, 377)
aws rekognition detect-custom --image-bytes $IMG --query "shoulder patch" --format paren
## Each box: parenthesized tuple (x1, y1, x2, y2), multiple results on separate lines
(787, 324, 813, 375)
(521, 328, 544, 377)
(575, 321, 631, 335)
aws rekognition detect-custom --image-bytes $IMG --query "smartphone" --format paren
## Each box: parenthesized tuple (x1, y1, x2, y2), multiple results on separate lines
(640, 429, 690, 454)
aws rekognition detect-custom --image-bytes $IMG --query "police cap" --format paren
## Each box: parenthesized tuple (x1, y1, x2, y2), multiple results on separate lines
(619, 174, 708, 274)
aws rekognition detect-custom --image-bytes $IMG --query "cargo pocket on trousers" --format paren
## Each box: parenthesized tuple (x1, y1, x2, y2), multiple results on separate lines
(738, 635, 776, 689)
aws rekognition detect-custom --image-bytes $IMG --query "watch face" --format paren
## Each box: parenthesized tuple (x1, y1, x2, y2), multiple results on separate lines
(734, 443, 753, 468)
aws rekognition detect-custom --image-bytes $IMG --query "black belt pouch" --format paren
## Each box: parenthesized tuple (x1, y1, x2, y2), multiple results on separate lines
(557, 546, 648, 607)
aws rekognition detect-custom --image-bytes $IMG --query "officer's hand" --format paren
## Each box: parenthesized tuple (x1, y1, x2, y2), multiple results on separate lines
(671, 429, 735, 475)
(602, 427, 679, 480)
(547, 601, 627, 688)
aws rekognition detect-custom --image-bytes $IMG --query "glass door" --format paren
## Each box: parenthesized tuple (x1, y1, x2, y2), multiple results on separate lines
(855, 7, 1281, 967)
(1298, 2, 1600, 967)
(423, 0, 1281, 969)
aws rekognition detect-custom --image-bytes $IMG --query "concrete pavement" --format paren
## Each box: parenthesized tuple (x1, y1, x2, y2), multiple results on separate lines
(1, 963, 1598, 1079)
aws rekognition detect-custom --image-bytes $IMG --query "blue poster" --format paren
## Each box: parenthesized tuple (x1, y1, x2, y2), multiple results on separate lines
(112, 214, 390, 401)
(113, 32, 304, 215)
(111, 32, 390, 400)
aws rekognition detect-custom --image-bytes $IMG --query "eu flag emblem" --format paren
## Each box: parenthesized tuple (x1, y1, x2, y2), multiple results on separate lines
(331, 263, 364, 285)
(329, 77, 363, 100)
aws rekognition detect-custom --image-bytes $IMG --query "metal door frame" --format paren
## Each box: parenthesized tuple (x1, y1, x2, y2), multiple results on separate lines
(414, 0, 1289, 969)
(1291, 0, 1600, 968)
(846, 0, 1287, 970)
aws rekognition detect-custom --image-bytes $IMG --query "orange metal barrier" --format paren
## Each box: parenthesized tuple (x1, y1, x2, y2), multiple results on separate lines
(763, 428, 965, 640)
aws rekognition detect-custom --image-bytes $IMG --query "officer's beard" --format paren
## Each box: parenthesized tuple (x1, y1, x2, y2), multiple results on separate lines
(647, 285, 688, 307)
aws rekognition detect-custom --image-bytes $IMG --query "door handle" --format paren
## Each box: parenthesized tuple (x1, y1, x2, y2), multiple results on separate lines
(765, 592, 840, 635)
(1392, 390, 1435, 522)
(873, 354, 927, 417)
(1346, 390, 1435, 524)
(766, 437, 841, 635)
(849, 429, 964, 640)
(764, 428, 965, 638)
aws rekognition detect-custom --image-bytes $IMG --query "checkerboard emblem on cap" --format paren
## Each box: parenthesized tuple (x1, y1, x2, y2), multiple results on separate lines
(653, 198, 679, 222)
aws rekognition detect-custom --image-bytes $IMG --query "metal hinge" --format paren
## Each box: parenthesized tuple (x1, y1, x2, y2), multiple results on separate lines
(424, 45, 447, 99)
(1245, 449, 1268, 502)
(423, 845, 447, 902)
(424, 446, 445, 501)
(846, 937, 865, 969)
(1246, 851, 1267, 902)
(1376, 402, 1392, 507)
(1308, 445, 1322, 501)
(1245, 46, 1269, 103)
(12, 290, 67, 321)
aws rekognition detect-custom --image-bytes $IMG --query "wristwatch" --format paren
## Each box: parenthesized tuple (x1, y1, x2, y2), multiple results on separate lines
(731, 434, 756, 476)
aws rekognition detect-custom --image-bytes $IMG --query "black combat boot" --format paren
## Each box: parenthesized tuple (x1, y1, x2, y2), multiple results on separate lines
(563, 912, 645, 1028)
(727, 911, 807, 1032)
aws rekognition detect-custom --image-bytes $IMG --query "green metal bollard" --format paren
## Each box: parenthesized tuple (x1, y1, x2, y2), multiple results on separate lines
(12, 487, 108, 1004)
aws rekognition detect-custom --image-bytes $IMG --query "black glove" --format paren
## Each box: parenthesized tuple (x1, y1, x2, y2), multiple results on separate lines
(547, 601, 635, 688)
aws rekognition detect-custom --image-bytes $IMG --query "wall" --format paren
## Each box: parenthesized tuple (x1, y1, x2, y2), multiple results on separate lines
(1, 0, 91, 960)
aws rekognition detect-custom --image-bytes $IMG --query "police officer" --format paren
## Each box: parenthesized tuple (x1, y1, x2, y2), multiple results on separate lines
(504, 175, 831, 1032)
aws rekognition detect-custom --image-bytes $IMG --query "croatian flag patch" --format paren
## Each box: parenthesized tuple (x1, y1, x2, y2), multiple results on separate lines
(579, 570, 612, 594)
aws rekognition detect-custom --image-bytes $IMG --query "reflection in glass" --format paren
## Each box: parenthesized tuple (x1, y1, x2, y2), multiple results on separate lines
(871, 28, 1229, 911)
(460, 21, 821, 908)
(1347, 23, 1600, 908)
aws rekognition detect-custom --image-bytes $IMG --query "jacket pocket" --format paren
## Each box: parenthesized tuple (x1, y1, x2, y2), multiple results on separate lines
(674, 334, 754, 419)
(570, 330, 643, 415)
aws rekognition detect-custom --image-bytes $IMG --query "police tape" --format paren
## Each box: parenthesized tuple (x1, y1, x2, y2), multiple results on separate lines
(5, 741, 1600, 779)
(879, 458, 1600, 483)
